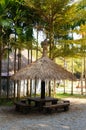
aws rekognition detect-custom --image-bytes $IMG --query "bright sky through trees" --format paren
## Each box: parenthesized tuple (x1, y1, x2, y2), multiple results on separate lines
(33, 28, 46, 44)
(33, 29, 82, 44)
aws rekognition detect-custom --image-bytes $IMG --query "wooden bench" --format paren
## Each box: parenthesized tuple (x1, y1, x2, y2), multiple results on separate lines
(14, 101, 31, 114)
(42, 102, 70, 113)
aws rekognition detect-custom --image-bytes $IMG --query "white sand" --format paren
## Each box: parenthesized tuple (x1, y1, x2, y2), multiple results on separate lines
(0, 98, 86, 130)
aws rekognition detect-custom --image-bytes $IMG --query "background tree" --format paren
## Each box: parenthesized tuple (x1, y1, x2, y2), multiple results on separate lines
(0, 0, 10, 97)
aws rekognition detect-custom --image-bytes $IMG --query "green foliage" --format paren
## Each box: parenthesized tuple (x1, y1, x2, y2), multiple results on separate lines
(0, 98, 13, 106)
(0, 0, 85, 75)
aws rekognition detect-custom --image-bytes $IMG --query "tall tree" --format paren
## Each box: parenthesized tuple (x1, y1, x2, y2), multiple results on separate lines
(0, 0, 10, 97)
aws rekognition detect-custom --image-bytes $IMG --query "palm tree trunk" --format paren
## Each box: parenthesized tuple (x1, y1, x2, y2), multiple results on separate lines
(26, 49, 30, 97)
(34, 79, 37, 97)
(27, 79, 30, 96)
(71, 58, 74, 95)
(0, 26, 2, 97)
(30, 43, 32, 97)
(63, 58, 66, 94)
(30, 80, 32, 97)
(0, 53, 2, 97)
(84, 57, 86, 93)
(63, 80, 66, 94)
(17, 49, 21, 98)
(28, 49, 30, 64)
(81, 58, 83, 95)
(36, 29, 38, 60)
(13, 48, 17, 99)
(53, 80, 56, 97)
(18, 49, 21, 70)
(7, 44, 10, 99)
(34, 29, 39, 97)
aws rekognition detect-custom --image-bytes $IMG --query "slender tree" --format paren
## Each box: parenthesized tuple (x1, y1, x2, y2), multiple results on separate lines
(0, 0, 10, 97)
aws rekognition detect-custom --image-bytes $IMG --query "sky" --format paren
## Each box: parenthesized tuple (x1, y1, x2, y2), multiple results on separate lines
(33, 28, 46, 44)
(33, 28, 82, 44)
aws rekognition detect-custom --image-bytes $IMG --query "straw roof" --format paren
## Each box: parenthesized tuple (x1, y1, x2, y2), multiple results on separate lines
(11, 56, 76, 81)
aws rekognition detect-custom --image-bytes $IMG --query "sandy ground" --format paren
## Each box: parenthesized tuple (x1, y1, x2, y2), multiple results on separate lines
(0, 98, 86, 130)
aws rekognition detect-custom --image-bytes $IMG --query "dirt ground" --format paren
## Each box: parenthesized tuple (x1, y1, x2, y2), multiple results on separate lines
(0, 98, 86, 130)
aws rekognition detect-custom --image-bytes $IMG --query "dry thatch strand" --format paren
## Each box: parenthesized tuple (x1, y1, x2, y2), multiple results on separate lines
(11, 56, 76, 81)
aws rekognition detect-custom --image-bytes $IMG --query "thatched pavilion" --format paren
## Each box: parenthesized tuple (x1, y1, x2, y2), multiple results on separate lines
(11, 39, 76, 99)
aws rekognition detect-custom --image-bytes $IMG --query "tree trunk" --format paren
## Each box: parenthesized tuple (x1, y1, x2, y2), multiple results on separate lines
(28, 49, 30, 64)
(31, 42, 32, 62)
(30, 80, 32, 97)
(13, 49, 17, 99)
(18, 49, 21, 70)
(53, 80, 56, 97)
(71, 58, 74, 95)
(7, 44, 10, 99)
(30, 44, 32, 97)
(35, 29, 39, 96)
(0, 26, 2, 97)
(63, 58, 66, 94)
(34, 79, 37, 97)
(81, 58, 83, 95)
(26, 49, 30, 97)
(0, 53, 2, 97)
(63, 80, 66, 94)
(82, 29, 86, 94)
(17, 49, 21, 98)
(27, 79, 30, 96)
(84, 57, 86, 93)
(36, 29, 38, 60)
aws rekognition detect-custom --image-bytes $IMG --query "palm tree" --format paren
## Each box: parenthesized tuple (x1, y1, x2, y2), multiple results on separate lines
(0, 0, 10, 97)
(24, 0, 71, 56)
(73, 0, 86, 93)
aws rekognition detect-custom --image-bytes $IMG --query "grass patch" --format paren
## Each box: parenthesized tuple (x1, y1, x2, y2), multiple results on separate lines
(0, 94, 86, 106)
(0, 98, 14, 106)
(56, 93, 86, 99)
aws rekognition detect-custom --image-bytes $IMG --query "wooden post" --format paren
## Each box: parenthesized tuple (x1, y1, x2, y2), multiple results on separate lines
(41, 80, 45, 99)
(49, 81, 51, 97)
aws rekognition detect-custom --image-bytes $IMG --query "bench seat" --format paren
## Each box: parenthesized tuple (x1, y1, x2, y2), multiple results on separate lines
(43, 102, 70, 113)
(14, 101, 31, 114)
